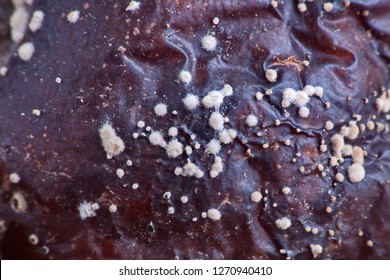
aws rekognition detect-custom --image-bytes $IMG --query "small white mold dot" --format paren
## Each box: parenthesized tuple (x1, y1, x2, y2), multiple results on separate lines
(29, 10, 44, 32)
(180, 196, 189, 204)
(109, 204, 117, 213)
(275, 217, 292, 230)
(126, 159, 133, 166)
(154, 103, 168, 116)
(32, 109, 41, 116)
(166, 139, 184, 158)
(212, 17, 220, 25)
(265, 69, 278, 83)
(325, 121, 334, 130)
(299, 106, 310, 118)
(179, 70, 192, 84)
(163, 192, 172, 199)
(255, 91, 263, 100)
(167, 206, 175, 215)
(18, 42, 35, 61)
(55, 77, 62, 84)
(206, 139, 221, 155)
(67, 10, 80, 23)
(297, 3, 307, 13)
(250, 191, 263, 203)
(126, 1, 140, 11)
(335, 173, 344, 182)
(116, 168, 124, 178)
(310, 244, 323, 258)
(132, 183, 139, 190)
(168, 127, 178, 137)
(207, 208, 221, 221)
(183, 93, 200, 110)
(137, 120, 145, 128)
(148, 131, 166, 147)
(10, 173, 21, 184)
(99, 123, 125, 159)
(28, 234, 39, 245)
(201, 34, 217, 51)
(209, 112, 224, 131)
(78, 201, 99, 220)
(282, 187, 291, 195)
(0, 67, 8, 76)
(348, 163, 365, 183)
(246, 114, 258, 127)
(323, 2, 334, 12)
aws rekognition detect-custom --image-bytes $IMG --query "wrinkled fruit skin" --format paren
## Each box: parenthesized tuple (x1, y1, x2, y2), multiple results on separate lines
(0, 0, 389, 259)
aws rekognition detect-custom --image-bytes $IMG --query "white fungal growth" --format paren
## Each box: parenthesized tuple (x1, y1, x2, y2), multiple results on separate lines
(323, 2, 334, 12)
(275, 217, 292, 230)
(132, 183, 139, 189)
(209, 112, 225, 131)
(342, 145, 353, 156)
(331, 134, 345, 153)
(207, 208, 221, 221)
(265, 69, 278, 83)
(116, 168, 124, 178)
(78, 201, 99, 220)
(10, 173, 21, 184)
(137, 120, 145, 128)
(11, 192, 27, 213)
(376, 91, 390, 113)
(0, 67, 7, 76)
(185, 146, 193, 155)
(293, 91, 310, 107)
(282, 187, 291, 195)
(183, 94, 200, 110)
(180, 196, 189, 203)
(168, 127, 178, 137)
(10, 5, 29, 43)
(29, 10, 44, 32)
(221, 84, 233, 96)
(206, 139, 221, 155)
(352, 146, 364, 164)
(303, 85, 316, 96)
(165, 139, 183, 158)
(202, 90, 224, 108)
(219, 129, 237, 144)
(210, 157, 223, 178)
(109, 204, 117, 213)
(29, 234, 39, 245)
(67, 10, 80, 23)
(335, 173, 344, 182)
(163, 192, 171, 199)
(201, 34, 217, 51)
(299, 106, 310, 118)
(126, 1, 141, 11)
(246, 114, 258, 127)
(250, 191, 263, 203)
(256, 91, 264, 100)
(167, 207, 175, 214)
(18, 42, 35, 61)
(310, 244, 323, 258)
(148, 131, 166, 147)
(99, 123, 125, 159)
(179, 70, 192, 84)
(348, 163, 365, 183)
(297, 3, 307, 13)
(154, 103, 167, 116)
(181, 160, 204, 178)
(347, 123, 360, 140)
(325, 121, 334, 130)
(55, 77, 62, 84)
(315, 86, 324, 98)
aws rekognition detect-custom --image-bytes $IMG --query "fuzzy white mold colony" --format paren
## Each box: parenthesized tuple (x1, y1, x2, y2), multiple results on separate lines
(310, 244, 323, 258)
(99, 123, 125, 159)
(212, 17, 220, 25)
(78, 201, 99, 220)
(10, 172, 21, 183)
(132, 183, 139, 189)
(28, 234, 39, 245)
(183, 94, 199, 110)
(178, 160, 204, 178)
(246, 114, 258, 127)
(10, 5, 29, 43)
(376, 90, 390, 113)
(137, 120, 145, 128)
(179, 70, 192, 84)
(297, 3, 307, 13)
(207, 208, 221, 221)
(256, 91, 263, 100)
(29, 10, 44, 32)
(67, 10, 80, 23)
(299, 106, 310, 118)
(275, 217, 292, 230)
(219, 129, 237, 144)
(206, 139, 221, 155)
(265, 69, 277, 83)
(331, 134, 345, 153)
(17, 42, 35, 61)
(209, 112, 224, 131)
(167, 207, 175, 214)
(148, 131, 166, 147)
(348, 163, 365, 183)
(323, 2, 334, 12)
(282, 187, 291, 195)
(126, 1, 141, 11)
(55, 77, 62, 84)
(202, 90, 224, 108)
(168, 127, 178, 137)
(201, 34, 217, 51)
(154, 103, 167, 116)
(250, 191, 262, 203)
(166, 139, 184, 158)
(325, 121, 334, 130)
(210, 157, 223, 178)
